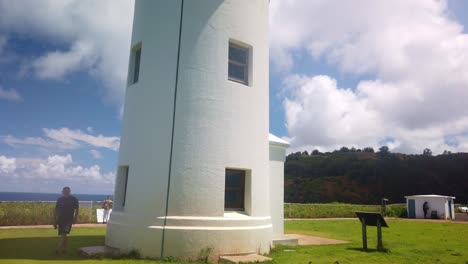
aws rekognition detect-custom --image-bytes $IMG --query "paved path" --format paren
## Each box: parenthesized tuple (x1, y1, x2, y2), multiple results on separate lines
(0, 223, 106, 229)
(286, 218, 356, 221)
(285, 234, 349, 245)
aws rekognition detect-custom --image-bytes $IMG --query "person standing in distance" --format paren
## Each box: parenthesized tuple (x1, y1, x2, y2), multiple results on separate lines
(53, 186, 79, 255)
(102, 196, 113, 224)
(423, 201, 429, 219)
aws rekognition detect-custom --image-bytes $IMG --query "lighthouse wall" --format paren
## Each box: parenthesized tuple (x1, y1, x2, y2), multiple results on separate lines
(106, 0, 271, 260)
(106, 0, 183, 255)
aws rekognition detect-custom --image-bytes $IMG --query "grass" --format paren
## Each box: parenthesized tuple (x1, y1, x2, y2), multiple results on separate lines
(0, 220, 467, 263)
(285, 203, 407, 218)
(275, 219, 468, 263)
(0, 227, 194, 264)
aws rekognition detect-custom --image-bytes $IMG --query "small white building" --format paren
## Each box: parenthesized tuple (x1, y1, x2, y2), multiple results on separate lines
(405, 195, 456, 220)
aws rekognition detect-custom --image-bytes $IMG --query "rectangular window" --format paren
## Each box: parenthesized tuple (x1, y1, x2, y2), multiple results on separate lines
(225, 169, 245, 211)
(133, 47, 141, 84)
(115, 166, 129, 210)
(128, 43, 142, 86)
(228, 42, 249, 85)
(122, 167, 129, 207)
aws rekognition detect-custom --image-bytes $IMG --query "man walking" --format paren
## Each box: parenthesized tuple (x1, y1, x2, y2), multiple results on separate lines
(53, 186, 79, 255)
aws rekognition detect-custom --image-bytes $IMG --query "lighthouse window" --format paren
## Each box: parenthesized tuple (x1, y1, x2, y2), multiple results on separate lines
(115, 166, 129, 210)
(224, 169, 245, 211)
(128, 43, 142, 86)
(228, 42, 249, 85)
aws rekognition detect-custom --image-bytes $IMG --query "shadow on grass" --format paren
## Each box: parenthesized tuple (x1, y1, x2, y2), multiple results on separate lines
(347, 247, 391, 253)
(0, 235, 104, 260)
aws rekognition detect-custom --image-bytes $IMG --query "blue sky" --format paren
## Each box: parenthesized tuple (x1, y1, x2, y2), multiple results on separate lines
(1, 0, 468, 194)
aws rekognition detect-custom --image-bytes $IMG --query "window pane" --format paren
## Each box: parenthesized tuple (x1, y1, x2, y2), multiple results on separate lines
(133, 48, 141, 84)
(226, 170, 244, 188)
(225, 190, 243, 209)
(122, 167, 129, 207)
(225, 169, 245, 210)
(229, 45, 247, 64)
(228, 63, 246, 82)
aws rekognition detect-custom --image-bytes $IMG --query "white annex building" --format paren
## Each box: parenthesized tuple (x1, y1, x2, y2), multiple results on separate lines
(405, 195, 456, 220)
(106, 0, 289, 260)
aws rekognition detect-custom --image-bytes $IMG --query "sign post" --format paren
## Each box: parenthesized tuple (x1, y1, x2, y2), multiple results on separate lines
(355, 212, 389, 252)
(361, 217, 367, 250)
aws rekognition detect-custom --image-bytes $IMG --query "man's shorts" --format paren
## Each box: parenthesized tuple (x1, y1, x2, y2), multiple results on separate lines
(58, 222, 73, 235)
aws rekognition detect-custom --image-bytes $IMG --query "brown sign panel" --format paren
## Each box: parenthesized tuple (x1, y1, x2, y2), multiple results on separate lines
(355, 212, 389, 227)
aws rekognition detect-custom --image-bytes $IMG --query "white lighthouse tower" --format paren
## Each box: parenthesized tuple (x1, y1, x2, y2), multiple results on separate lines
(106, 0, 289, 260)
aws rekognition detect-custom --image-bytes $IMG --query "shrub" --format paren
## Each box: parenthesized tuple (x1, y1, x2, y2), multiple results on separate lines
(386, 204, 407, 218)
(284, 203, 407, 218)
(0, 201, 98, 226)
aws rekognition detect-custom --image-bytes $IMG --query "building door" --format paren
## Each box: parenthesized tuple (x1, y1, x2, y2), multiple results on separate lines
(448, 200, 453, 219)
(408, 199, 416, 218)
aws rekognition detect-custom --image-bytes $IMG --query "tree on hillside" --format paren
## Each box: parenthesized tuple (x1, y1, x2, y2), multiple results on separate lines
(379, 146, 390, 155)
(312, 149, 321, 155)
(363, 147, 375, 153)
(339, 146, 350, 152)
(423, 148, 433, 156)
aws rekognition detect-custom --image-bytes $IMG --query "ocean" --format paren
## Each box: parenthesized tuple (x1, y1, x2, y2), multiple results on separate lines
(0, 192, 112, 202)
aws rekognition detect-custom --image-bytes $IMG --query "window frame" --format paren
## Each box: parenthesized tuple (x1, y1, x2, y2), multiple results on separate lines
(115, 165, 129, 211)
(228, 41, 250, 86)
(121, 167, 129, 207)
(224, 169, 246, 211)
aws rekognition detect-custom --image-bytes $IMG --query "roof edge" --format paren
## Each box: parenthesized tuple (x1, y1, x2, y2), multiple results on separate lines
(404, 194, 456, 199)
(269, 133, 290, 147)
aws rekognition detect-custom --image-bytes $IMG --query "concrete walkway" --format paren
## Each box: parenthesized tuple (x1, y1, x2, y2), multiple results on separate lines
(284, 234, 349, 246)
(285, 218, 356, 221)
(0, 223, 106, 229)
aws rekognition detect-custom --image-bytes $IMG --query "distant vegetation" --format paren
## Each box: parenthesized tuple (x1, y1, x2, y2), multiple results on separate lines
(0, 202, 97, 226)
(284, 203, 407, 218)
(285, 147, 468, 204)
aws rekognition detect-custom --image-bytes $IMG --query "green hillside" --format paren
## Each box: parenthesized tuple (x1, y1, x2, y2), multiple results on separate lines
(285, 148, 468, 204)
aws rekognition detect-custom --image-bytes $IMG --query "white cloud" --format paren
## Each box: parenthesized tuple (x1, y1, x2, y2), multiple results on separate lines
(3, 127, 120, 151)
(0, 0, 134, 106)
(0, 156, 16, 174)
(0, 86, 22, 101)
(32, 40, 96, 80)
(271, 0, 468, 154)
(44, 128, 120, 151)
(283, 74, 468, 154)
(0, 154, 114, 193)
(89, 149, 103, 159)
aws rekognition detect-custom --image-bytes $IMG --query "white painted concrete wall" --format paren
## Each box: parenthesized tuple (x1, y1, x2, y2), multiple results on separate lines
(107, 0, 272, 260)
(269, 135, 289, 237)
(406, 196, 455, 219)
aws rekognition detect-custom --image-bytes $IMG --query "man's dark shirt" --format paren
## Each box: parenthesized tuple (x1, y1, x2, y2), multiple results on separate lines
(56, 195, 79, 223)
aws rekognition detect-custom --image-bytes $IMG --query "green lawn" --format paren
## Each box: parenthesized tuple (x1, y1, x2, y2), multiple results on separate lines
(278, 220, 468, 263)
(0, 220, 467, 263)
